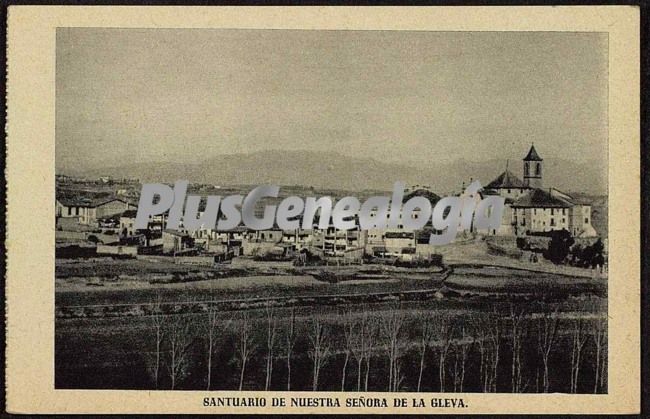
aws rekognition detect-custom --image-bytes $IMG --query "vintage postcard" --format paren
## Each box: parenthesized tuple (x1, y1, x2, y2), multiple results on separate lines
(5, 6, 640, 415)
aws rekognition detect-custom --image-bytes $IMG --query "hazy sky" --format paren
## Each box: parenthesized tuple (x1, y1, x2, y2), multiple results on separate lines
(56, 28, 607, 173)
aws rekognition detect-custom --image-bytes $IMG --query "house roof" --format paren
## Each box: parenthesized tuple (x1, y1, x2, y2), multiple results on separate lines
(485, 170, 526, 189)
(163, 229, 188, 237)
(523, 145, 543, 161)
(512, 188, 573, 208)
(56, 196, 96, 207)
(404, 188, 441, 204)
(58, 197, 126, 208)
(57, 192, 136, 208)
(121, 209, 139, 218)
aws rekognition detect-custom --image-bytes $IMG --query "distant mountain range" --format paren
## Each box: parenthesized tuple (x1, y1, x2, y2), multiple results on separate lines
(67, 150, 607, 195)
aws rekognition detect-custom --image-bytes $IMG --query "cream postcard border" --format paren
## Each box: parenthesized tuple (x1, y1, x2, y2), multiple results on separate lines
(6, 6, 640, 414)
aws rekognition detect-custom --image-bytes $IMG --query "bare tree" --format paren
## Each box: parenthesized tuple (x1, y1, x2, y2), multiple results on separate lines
(394, 359, 405, 392)
(434, 312, 455, 392)
(149, 294, 165, 389)
(473, 309, 501, 393)
(264, 303, 278, 391)
(350, 308, 367, 391)
(204, 304, 219, 390)
(285, 307, 297, 391)
(166, 315, 194, 390)
(416, 314, 434, 391)
(381, 303, 405, 392)
(307, 314, 331, 391)
(362, 314, 378, 391)
(509, 304, 527, 393)
(587, 297, 608, 394)
(234, 311, 256, 391)
(487, 311, 501, 393)
(452, 323, 472, 392)
(204, 304, 231, 391)
(470, 314, 488, 392)
(592, 315, 607, 393)
(569, 316, 589, 393)
(340, 308, 357, 391)
(536, 307, 560, 393)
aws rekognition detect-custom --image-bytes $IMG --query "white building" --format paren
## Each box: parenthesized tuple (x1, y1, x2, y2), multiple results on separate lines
(482, 145, 598, 237)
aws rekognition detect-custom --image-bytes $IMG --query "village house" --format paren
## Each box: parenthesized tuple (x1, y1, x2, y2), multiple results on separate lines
(56, 196, 136, 226)
(119, 210, 166, 237)
(281, 229, 315, 250)
(119, 210, 138, 237)
(363, 188, 440, 259)
(162, 229, 195, 255)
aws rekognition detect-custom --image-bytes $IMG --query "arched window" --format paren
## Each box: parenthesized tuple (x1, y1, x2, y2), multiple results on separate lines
(535, 163, 541, 176)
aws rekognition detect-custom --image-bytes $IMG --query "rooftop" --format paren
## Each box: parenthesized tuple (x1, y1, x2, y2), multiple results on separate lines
(512, 188, 573, 208)
(403, 188, 441, 205)
(485, 170, 526, 189)
(121, 209, 139, 218)
(57, 195, 133, 208)
(523, 144, 543, 161)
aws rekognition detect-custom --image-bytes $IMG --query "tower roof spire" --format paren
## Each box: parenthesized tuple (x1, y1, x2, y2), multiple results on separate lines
(523, 144, 543, 161)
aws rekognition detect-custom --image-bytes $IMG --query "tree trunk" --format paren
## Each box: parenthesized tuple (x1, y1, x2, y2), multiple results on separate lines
(312, 360, 319, 391)
(170, 348, 176, 390)
(239, 359, 246, 391)
(356, 359, 363, 391)
(155, 329, 161, 389)
(543, 357, 550, 393)
(388, 355, 393, 391)
(439, 353, 446, 392)
(206, 335, 213, 390)
(286, 352, 292, 391)
(365, 357, 371, 391)
(460, 349, 467, 392)
(417, 347, 426, 392)
(341, 353, 349, 391)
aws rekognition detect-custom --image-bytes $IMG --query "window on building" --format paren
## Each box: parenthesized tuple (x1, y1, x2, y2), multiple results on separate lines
(562, 208, 566, 215)
(550, 218, 555, 226)
(551, 208, 554, 215)
(507, 189, 511, 194)
(585, 217, 589, 224)
(536, 163, 541, 176)
(67, 207, 72, 216)
(524, 163, 529, 176)
(75, 207, 80, 216)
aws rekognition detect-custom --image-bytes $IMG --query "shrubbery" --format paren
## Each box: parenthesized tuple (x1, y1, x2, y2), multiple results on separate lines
(543, 230, 606, 268)
(543, 229, 574, 264)
(569, 239, 606, 268)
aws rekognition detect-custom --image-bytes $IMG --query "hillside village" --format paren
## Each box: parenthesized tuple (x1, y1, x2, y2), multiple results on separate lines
(55, 146, 605, 270)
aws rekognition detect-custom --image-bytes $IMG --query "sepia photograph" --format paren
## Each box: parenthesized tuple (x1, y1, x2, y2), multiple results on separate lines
(54, 28, 608, 393)
(5, 5, 641, 415)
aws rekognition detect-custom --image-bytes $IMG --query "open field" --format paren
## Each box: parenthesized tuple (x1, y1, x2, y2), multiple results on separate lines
(55, 256, 605, 308)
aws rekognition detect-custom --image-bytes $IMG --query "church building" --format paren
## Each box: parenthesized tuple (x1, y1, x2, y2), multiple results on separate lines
(482, 145, 597, 238)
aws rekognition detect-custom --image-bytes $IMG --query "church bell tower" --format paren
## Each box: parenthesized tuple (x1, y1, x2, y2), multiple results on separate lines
(523, 144, 543, 189)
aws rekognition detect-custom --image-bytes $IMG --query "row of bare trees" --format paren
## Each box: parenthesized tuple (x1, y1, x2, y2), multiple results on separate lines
(147, 299, 607, 393)
(149, 296, 194, 390)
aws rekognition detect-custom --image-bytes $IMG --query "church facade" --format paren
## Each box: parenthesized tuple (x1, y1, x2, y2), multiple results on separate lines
(481, 145, 598, 238)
